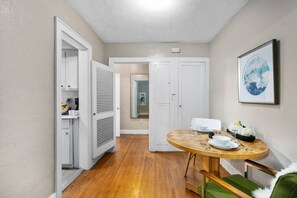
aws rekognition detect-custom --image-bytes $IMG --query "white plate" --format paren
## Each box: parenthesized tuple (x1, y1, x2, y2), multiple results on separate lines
(190, 127, 211, 133)
(208, 139, 239, 150)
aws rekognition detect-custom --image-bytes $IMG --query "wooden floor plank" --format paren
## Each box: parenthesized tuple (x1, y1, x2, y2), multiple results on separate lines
(63, 135, 228, 198)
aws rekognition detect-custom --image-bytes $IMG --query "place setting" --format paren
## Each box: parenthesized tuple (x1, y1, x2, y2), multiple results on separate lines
(190, 125, 212, 133)
(208, 135, 239, 150)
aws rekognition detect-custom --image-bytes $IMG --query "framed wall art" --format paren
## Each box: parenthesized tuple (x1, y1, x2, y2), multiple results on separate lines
(238, 39, 278, 104)
(139, 92, 146, 106)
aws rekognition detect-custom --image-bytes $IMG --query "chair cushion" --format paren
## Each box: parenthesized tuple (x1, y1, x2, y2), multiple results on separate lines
(198, 174, 261, 198)
(270, 173, 297, 198)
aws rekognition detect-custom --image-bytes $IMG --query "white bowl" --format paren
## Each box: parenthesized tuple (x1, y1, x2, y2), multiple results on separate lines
(212, 135, 231, 144)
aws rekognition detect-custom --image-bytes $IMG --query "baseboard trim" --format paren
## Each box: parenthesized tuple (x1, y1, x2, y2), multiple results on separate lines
(120, 130, 149, 134)
(139, 113, 149, 115)
(49, 193, 56, 198)
(220, 159, 242, 176)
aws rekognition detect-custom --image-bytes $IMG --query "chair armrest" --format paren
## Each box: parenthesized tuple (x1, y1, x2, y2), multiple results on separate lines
(245, 160, 278, 177)
(200, 170, 252, 198)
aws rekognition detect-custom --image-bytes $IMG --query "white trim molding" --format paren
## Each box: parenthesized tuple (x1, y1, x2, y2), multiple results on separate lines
(49, 193, 56, 198)
(120, 130, 149, 135)
(54, 17, 93, 198)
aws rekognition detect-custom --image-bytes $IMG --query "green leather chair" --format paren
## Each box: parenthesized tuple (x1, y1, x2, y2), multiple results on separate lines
(199, 160, 297, 198)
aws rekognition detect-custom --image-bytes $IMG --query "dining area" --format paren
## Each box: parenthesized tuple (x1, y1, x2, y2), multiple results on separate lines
(167, 118, 297, 198)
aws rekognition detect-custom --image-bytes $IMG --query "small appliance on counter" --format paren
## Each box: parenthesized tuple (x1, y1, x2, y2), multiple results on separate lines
(74, 98, 79, 110)
(61, 98, 80, 115)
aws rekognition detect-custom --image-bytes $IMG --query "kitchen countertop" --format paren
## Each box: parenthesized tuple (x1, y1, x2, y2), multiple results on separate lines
(62, 115, 79, 119)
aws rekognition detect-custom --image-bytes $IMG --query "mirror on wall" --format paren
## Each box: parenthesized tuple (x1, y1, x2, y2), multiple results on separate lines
(131, 75, 149, 119)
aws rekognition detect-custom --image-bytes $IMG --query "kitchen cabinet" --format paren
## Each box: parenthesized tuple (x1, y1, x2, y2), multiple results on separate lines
(62, 119, 73, 166)
(61, 50, 78, 90)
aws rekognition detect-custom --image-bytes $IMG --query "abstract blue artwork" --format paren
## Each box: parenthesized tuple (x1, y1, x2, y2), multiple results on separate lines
(244, 55, 270, 96)
(238, 40, 278, 104)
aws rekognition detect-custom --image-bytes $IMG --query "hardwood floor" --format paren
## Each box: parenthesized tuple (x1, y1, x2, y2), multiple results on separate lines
(63, 135, 228, 198)
(137, 115, 149, 119)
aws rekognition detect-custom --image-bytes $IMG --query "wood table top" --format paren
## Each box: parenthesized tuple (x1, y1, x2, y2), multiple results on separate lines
(167, 129, 269, 159)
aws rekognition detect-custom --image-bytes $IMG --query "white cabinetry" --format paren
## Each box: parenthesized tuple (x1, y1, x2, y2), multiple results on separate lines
(62, 119, 73, 166)
(150, 58, 209, 151)
(61, 50, 78, 90)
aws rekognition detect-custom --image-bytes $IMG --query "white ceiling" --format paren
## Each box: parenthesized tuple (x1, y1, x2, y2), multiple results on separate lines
(67, 0, 248, 43)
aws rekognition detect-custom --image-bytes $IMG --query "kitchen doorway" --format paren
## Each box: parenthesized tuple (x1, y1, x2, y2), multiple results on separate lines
(54, 17, 92, 198)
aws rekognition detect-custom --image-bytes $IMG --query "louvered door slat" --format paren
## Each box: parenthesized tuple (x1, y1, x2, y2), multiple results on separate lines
(92, 61, 115, 159)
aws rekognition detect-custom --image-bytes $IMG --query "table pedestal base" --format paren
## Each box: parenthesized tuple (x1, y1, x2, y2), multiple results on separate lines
(185, 156, 220, 195)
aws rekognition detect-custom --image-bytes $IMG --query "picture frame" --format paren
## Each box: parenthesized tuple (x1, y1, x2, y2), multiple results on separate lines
(139, 92, 146, 106)
(238, 39, 278, 104)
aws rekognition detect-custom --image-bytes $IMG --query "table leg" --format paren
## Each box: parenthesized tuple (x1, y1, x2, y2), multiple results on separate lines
(185, 156, 220, 195)
(202, 156, 220, 177)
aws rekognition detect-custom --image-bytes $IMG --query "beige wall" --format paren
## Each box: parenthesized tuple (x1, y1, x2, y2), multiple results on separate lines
(105, 43, 209, 64)
(115, 64, 149, 130)
(210, 0, 297, 174)
(0, 0, 105, 197)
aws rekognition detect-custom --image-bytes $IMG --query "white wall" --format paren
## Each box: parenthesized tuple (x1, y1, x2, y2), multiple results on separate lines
(210, 0, 297, 175)
(105, 43, 209, 64)
(0, 0, 105, 197)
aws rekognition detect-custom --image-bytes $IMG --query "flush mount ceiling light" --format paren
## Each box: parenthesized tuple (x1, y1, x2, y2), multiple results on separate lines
(138, 0, 177, 12)
(67, 0, 249, 43)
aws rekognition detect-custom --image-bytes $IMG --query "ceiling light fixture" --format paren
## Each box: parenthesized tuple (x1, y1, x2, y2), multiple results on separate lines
(138, 0, 175, 12)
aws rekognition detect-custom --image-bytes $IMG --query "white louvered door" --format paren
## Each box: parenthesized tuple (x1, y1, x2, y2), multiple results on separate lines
(91, 61, 115, 159)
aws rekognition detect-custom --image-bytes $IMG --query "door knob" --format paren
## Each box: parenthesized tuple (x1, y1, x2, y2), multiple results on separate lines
(93, 113, 96, 116)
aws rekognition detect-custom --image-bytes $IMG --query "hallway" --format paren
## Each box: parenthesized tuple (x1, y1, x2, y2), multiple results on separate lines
(63, 135, 227, 198)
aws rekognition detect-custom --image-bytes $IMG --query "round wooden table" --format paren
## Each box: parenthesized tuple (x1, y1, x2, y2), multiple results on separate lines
(167, 129, 269, 194)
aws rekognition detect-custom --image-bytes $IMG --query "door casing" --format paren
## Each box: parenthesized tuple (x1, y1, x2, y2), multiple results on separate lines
(55, 17, 93, 198)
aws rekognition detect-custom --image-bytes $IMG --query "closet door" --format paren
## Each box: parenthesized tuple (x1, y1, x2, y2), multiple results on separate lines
(91, 61, 115, 159)
(178, 60, 209, 129)
(150, 60, 177, 151)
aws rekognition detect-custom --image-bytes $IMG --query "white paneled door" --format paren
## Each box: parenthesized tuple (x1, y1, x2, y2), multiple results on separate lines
(178, 60, 208, 129)
(91, 61, 115, 159)
(150, 58, 209, 151)
(150, 59, 178, 151)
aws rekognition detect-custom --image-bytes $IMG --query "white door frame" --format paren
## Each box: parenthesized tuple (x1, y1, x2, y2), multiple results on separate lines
(54, 17, 92, 198)
(109, 57, 152, 139)
(115, 73, 121, 137)
(109, 57, 209, 152)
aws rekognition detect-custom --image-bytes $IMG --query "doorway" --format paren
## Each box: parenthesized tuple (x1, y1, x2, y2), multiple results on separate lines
(55, 17, 92, 198)
(114, 63, 150, 136)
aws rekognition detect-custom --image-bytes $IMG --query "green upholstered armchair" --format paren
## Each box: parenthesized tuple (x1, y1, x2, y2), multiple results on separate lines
(199, 160, 297, 198)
